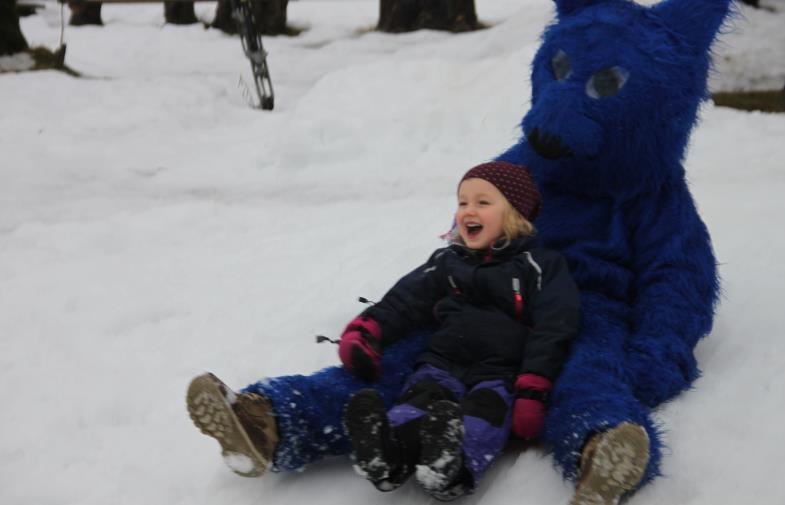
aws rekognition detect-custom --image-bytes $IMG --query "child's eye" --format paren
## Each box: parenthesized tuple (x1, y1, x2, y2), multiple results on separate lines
(458, 202, 467, 207)
(479, 200, 490, 205)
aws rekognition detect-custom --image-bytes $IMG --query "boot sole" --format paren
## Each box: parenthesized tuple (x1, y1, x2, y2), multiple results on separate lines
(570, 422, 650, 505)
(415, 400, 465, 494)
(344, 389, 393, 483)
(186, 373, 273, 477)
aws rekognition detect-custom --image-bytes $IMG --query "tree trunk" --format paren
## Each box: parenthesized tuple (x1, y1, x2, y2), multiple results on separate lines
(212, 0, 237, 34)
(165, 1, 198, 25)
(378, 0, 478, 33)
(212, 0, 289, 36)
(69, 2, 103, 26)
(17, 3, 39, 16)
(0, 0, 28, 55)
(253, 0, 288, 35)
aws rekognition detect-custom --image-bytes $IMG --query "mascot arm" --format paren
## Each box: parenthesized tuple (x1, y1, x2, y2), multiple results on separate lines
(626, 183, 719, 407)
(364, 249, 445, 347)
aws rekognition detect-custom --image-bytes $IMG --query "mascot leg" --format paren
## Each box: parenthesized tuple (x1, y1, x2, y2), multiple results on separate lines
(242, 331, 428, 471)
(544, 298, 662, 503)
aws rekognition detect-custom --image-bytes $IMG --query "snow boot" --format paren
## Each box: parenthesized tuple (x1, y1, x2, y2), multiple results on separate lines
(415, 400, 466, 500)
(569, 422, 650, 505)
(186, 372, 278, 477)
(344, 388, 407, 491)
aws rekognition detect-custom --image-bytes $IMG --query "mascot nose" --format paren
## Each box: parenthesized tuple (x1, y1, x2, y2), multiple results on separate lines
(528, 127, 574, 160)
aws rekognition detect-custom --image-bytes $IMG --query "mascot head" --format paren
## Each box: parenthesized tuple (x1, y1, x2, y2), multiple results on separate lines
(520, 0, 732, 197)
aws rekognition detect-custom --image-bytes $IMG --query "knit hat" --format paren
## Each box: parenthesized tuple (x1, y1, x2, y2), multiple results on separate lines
(460, 161, 542, 221)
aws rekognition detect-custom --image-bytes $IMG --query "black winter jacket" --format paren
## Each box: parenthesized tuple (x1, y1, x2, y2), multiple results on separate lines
(365, 237, 581, 385)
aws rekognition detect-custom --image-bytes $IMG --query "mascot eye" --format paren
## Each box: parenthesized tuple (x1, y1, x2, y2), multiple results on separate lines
(550, 50, 572, 81)
(586, 67, 629, 99)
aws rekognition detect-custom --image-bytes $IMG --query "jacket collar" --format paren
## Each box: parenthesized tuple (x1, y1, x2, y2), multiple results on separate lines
(450, 236, 536, 262)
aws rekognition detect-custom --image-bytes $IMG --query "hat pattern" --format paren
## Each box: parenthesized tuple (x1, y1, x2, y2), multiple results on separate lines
(460, 161, 542, 221)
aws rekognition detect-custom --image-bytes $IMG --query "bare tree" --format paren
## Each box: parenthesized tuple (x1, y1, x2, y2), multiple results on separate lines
(165, 1, 198, 24)
(0, 0, 28, 55)
(68, 1, 199, 27)
(212, 0, 289, 35)
(378, 0, 478, 33)
(68, 1, 103, 26)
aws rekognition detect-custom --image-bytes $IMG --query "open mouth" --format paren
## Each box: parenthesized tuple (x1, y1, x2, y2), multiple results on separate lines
(465, 223, 483, 238)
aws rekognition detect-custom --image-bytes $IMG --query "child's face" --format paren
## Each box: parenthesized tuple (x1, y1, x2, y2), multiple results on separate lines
(456, 178, 507, 250)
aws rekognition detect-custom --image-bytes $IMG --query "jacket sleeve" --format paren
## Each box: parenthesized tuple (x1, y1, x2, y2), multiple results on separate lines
(363, 249, 446, 347)
(519, 250, 581, 381)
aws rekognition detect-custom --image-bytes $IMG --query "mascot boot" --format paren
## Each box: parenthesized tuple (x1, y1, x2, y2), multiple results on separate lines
(570, 423, 650, 505)
(187, 373, 279, 477)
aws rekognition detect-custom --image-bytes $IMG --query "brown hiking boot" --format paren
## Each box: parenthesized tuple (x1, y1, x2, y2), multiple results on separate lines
(186, 373, 278, 477)
(569, 422, 650, 505)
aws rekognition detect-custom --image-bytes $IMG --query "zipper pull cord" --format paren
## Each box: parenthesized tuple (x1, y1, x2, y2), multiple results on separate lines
(316, 297, 377, 346)
(315, 335, 339, 345)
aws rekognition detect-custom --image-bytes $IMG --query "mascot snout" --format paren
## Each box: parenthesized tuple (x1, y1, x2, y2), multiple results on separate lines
(527, 127, 573, 160)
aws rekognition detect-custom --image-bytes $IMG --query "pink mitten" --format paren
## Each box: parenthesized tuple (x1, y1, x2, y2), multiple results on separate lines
(338, 316, 382, 381)
(512, 374, 552, 439)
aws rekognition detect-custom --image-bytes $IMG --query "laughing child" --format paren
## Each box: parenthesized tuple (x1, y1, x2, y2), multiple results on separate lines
(340, 161, 580, 500)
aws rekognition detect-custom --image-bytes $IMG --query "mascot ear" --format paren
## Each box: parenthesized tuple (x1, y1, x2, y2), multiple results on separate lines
(652, 0, 732, 53)
(553, 0, 604, 17)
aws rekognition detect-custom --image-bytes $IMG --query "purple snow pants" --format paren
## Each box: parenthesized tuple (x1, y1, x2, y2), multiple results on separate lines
(387, 364, 514, 487)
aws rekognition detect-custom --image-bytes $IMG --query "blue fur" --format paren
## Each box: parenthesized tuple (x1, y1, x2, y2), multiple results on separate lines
(497, 0, 728, 485)
(244, 331, 428, 471)
(249, 0, 730, 491)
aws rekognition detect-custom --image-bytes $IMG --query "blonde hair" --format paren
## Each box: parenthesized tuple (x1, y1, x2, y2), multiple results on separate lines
(450, 197, 536, 246)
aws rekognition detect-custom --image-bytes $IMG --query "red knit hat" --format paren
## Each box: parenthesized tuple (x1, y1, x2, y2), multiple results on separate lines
(460, 161, 542, 221)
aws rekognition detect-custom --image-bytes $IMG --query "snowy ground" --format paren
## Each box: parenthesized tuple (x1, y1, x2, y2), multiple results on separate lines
(2, 1, 785, 504)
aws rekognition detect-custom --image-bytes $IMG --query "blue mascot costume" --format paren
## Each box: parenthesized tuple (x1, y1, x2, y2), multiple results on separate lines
(191, 0, 731, 501)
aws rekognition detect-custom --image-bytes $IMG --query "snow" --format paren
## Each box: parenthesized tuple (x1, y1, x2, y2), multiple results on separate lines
(224, 452, 256, 475)
(709, 0, 785, 92)
(2, 1, 785, 504)
(415, 463, 451, 490)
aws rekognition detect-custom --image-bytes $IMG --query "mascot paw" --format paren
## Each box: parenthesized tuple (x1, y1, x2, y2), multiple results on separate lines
(627, 337, 699, 408)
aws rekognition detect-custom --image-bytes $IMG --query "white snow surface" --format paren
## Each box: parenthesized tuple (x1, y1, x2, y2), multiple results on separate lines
(2, 1, 785, 504)
(224, 452, 256, 475)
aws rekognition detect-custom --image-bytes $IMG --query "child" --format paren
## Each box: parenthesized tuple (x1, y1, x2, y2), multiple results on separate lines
(340, 161, 580, 500)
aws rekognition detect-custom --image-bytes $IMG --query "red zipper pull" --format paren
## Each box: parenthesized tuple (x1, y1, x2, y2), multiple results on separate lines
(448, 275, 461, 295)
(513, 278, 523, 321)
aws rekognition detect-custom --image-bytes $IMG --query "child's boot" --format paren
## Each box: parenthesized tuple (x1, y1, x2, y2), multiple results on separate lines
(186, 373, 278, 477)
(344, 389, 407, 491)
(569, 422, 650, 505)
(415, 400, 467, 501)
